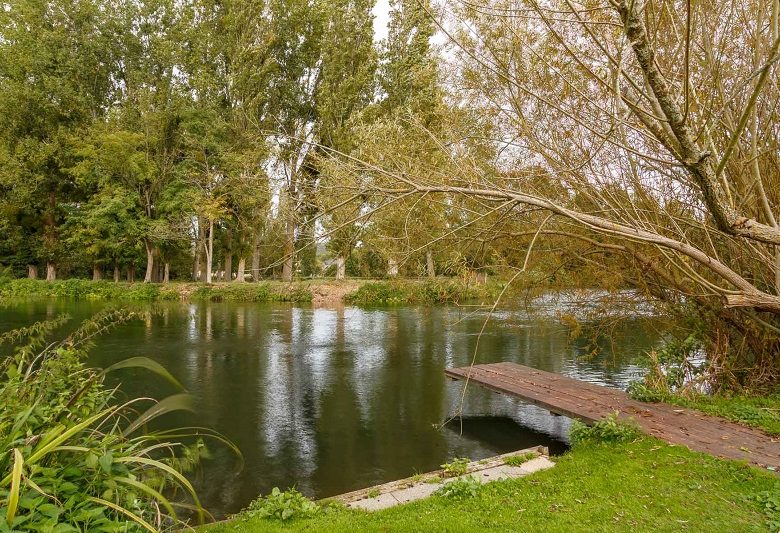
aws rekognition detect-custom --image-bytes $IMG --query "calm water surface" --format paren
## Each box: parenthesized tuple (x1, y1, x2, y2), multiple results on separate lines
(0, 298, 665, 517)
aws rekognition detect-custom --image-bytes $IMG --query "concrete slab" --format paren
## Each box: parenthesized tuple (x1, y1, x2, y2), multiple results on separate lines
(344, 451, 556, 512)
(349, 492, 400, 511)
(519, 456, 555, 474)
(387, 482, 440, 504)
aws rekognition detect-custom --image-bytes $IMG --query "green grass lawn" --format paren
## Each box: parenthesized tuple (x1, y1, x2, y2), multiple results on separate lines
(206, 437, 780, 532)
(666, 393, 780, 436)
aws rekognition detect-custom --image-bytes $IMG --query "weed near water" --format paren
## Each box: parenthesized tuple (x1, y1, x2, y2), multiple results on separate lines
(503, 451, 539, 467)
(434, 475, 481, 500)
(569, 412, 642, 446)
(241, 488, 320, 521)
(440, 457, 470, 477)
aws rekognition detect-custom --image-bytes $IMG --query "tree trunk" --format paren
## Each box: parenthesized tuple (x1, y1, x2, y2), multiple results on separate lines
(426, 249, 435, 278)
(127, 265, 135, 282)
(282, 215, 295, 281)
(27, 264, 38, 279)
(388, 258, 399, 277)
(282, 175, 296, 282)
(113, 263, 120, 282)
(92, 265, 102, 281)
(252, 235, 261, 282)
(206, 219, 214, 284)
(336, 256, 346, 280)
(43, 190, 57, 281)
(143, 240, 154, 283)
(224, 253, 233, 282)
(235, 257, 246, 282)
(193, 223, 202, 281)
(163, 262, 170, 283)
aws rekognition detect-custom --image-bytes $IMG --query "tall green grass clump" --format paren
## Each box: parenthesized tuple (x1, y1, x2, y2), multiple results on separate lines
(0, 309, 232, 531)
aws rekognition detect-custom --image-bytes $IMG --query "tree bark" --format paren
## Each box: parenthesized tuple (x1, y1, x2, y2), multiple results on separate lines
(426, 249, 435, 278)
(336, 256, 346, 280)
(113, 263, 120, 282)
(206, 219, 214, 284)
(224, 253, 233, 282)
(27, 265, 37, 279)
(163, 262, 170, 283)
(127, 265, 135, 282)
(92, 265, 102, 281)
(143, 240, 154, 283)
(252, 234, 261, 282)
(388, 258, 399, 277)
(43, 190, 57, 281)
(282, 215, 295, 281)
(282, 175, 296, 282)
(193, 222, 202, 281)
(235, 257, 246, 282)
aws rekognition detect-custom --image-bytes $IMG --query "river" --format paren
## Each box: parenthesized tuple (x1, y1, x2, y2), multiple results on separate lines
(0, 297, 665, 518)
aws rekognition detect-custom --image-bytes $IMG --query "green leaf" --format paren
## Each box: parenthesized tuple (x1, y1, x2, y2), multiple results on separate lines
(5, 449, 23, 525)
(98, 452, 113, 474)
(102, 357, 186, 392)
(124, 394, 195, 435)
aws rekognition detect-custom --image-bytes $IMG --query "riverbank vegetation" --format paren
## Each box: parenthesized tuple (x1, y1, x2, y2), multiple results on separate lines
(211, 433, 780, 532)
(0, 278, 508, 305)
(0, 311, 223, 531)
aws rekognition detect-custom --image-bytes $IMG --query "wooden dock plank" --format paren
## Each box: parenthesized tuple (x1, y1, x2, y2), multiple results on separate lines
(446, 362, 780, 470)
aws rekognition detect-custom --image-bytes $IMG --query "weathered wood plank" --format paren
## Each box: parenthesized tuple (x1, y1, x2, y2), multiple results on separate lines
(446, 362, 780, 470)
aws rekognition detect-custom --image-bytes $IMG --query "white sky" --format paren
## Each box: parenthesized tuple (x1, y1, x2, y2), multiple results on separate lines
(372, 0, 391, 42)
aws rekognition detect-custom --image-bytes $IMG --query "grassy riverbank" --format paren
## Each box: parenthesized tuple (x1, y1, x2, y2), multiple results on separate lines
(209, 435, 779, 532)
(662, 392, 780, 437)
(0, 277, 504, 305)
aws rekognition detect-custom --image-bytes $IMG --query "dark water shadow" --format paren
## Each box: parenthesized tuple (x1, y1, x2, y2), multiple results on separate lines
(443, 415, 570, 456)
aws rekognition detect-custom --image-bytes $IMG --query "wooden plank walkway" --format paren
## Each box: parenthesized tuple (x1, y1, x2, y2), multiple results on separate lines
(446, 362, 780, 470)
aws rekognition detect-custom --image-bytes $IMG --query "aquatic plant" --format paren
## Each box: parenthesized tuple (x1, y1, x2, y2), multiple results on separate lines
(0, 309, 233, 531)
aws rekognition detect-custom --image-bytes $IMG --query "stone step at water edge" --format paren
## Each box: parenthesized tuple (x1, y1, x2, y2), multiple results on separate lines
(324, 446, 554, 512)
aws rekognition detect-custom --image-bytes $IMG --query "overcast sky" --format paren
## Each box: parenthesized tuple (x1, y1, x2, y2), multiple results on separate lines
(372, 0, 391, 42)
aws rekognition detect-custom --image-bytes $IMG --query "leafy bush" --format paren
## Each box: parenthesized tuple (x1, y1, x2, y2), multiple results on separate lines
(345, 279, 499, 305)
(0, 310, 229, 531)
(754, 490, 780, 532)
(344, 282, 406, 305)
(243, 488, 319, 521)
(434, 475, 481, 500)
(440, 457, 470, 477)
(569, 412, 641, 447)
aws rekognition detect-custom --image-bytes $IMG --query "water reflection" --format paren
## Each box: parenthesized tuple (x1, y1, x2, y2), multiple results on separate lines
(0, 300, 663, 518)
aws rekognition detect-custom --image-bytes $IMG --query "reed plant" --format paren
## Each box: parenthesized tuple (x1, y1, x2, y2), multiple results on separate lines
(0, 308, 236, 531)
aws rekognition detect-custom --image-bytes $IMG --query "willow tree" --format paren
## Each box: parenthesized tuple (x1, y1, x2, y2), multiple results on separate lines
(336, 0, 780, 389)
